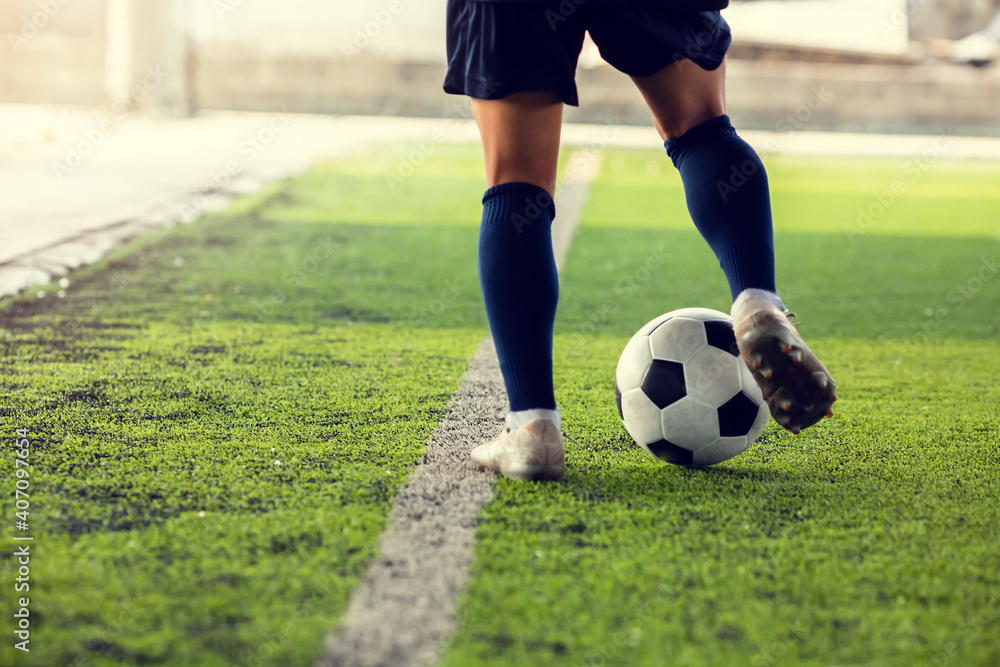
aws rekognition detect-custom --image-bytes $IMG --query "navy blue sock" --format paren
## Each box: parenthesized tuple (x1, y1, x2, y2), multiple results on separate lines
(478, 182, 558, 411)
(665, 115, 776, 300)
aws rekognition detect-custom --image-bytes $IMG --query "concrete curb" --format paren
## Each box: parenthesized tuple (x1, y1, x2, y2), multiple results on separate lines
(0, 170, 296, 299)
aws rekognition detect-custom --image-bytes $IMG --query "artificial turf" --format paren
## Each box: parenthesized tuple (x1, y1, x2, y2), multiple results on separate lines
(1, 142, 998, 666)
(0, 144, 487, 666)
(440, 149, 1000, 666)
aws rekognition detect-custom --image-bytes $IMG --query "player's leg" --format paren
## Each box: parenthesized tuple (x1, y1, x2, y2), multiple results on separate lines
(471, 89, 563, 193)
(468, 92, 567, 480)
(471, 90, 563, 414)
(443, 0, 586, 479)
(630, 57, 836, 432)
(586, 7, 780, 303)
(632, 59, 777, 302)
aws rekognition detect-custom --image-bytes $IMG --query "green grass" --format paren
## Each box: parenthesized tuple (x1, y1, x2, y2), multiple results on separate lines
(441, 149, 1000, 667)
(0, 144, 487, 666)
(2, 143, 998, 666)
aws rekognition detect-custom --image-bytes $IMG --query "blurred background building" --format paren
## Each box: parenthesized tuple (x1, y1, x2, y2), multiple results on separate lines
(1, 0, 999, 134)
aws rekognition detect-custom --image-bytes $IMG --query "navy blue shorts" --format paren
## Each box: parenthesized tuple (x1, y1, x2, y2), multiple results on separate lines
(444, 1, 731, 106)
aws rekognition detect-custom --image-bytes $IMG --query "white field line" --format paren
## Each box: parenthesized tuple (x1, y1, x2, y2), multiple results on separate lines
(316, 151, 601, 667)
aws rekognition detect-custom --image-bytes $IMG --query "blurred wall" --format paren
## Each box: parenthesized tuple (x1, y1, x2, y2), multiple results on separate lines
(105, 0, 189, 115)
(1, 0, 186, 111)
(1, 0, 107, 105)
(188, 0, 445, 63)
(1, 0, 998, 135)
(727, 1, 909, 54)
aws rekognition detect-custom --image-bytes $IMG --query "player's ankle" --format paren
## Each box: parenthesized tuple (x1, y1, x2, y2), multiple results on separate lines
(506, 408, 561, 431)
(733, 288, 784, 312)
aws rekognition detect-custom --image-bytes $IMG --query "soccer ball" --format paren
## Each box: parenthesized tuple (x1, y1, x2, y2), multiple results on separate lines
(614, 307, 770, 467)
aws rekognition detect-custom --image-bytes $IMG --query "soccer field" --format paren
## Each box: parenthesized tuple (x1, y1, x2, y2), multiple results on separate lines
(1, 143, 999, 666)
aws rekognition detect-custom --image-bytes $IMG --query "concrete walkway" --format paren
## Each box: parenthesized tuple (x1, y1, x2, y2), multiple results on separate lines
(0, 107, 478, 297)
(3, 104, 1000, 299)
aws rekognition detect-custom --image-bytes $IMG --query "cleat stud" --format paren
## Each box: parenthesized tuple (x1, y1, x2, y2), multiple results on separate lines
(792, 428, 801, 435)
(779, 400, 793, 412)
(803, 405, 814, 414)
(826, 411, 834, 418)
(780, 343, 792, 354)
(762, 371, 772, 379)
(830, 395, 838, 403)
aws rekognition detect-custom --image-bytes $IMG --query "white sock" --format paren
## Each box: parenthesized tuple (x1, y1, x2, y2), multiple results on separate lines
(733, 288, 784, 314)
(506, 408, 561, 431)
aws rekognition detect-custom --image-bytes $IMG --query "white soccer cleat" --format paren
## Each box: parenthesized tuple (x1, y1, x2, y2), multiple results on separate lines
(471, 416, 565, 481)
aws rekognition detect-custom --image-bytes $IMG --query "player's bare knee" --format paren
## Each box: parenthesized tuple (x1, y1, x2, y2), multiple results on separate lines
(633, 62, 726, 141)
(655, 106, 724, 141)
(487, 163, 557, 194)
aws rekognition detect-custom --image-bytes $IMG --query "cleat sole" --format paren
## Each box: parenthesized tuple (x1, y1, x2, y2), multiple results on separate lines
(733, 296, 838, 434)
(502, 463, 565, 482)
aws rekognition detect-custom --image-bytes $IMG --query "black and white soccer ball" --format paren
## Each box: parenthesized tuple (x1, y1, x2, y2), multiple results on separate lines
(615, 307, 770, 467)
